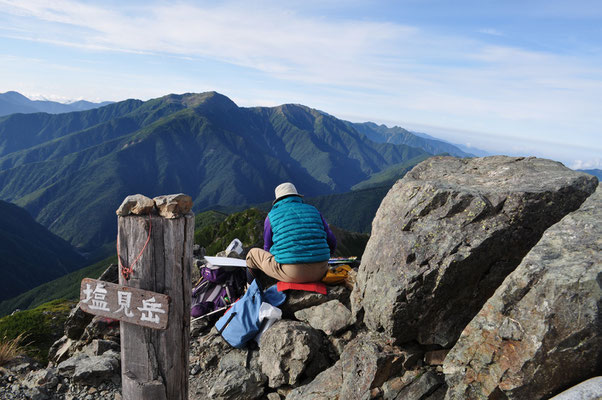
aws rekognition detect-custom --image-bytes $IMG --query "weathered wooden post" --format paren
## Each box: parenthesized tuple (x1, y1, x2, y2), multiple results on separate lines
(115, 193, 193, 400)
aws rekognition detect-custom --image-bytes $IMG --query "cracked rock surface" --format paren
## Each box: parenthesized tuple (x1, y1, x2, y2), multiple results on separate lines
(351, 156, 598, 346)
(443, 184, 602, 399)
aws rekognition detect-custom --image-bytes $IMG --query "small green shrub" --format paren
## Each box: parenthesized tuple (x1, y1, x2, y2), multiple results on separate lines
(0, 299, 74, 364)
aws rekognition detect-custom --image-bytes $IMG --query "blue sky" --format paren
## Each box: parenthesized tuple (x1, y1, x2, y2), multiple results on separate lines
(0, 0, 600, 168)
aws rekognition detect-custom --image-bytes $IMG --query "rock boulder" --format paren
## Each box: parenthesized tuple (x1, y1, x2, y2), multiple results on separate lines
(293, 300, 353, 335)
(352, 156, 598, 346)
(286, 332, 406, 400)
(189, 329, 267, 399)
(71, 351, 120, 386)
(443, 184, 602, 399)
(259, 320, 331, 388)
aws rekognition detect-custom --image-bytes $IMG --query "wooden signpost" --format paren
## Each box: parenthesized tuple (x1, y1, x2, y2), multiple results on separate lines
(81, 198, 193, 400)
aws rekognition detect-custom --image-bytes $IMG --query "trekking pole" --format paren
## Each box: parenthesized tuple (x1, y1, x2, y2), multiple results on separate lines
(191, 306, 229, 322)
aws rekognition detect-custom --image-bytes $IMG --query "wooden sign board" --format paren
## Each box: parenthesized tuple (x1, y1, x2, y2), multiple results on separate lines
(80, 278, 170, 330)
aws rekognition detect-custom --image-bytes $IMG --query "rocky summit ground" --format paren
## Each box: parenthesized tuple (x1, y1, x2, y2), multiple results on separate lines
(1, 156, 600, 400)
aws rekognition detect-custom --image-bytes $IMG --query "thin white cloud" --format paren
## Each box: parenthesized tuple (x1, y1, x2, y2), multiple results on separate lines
(478, 28, 503, 37)
(0, 0, 413, 80)
(571, 159, 602, 170)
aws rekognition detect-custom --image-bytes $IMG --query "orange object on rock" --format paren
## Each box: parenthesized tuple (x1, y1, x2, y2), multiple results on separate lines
(321, 264, 352, 285)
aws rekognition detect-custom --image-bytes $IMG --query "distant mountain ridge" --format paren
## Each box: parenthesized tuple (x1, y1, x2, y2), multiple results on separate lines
(0, 91, 441, 252)
(409, 129, 491, 157)
(350, 122, 473, 158)
(0, 91, 113, 117)
(0, 200, 85, 301)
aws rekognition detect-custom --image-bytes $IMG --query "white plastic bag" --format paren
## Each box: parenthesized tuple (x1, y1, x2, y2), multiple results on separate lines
(254, 302, 282, 345)
(225, 238, 244, 255)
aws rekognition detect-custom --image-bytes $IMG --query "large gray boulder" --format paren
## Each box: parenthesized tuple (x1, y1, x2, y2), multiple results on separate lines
(57, 353, 88, 377)
(208, 365, 266, 400)
(351, 156, 598, 346)
(189, 329, 267, 399)
(259, 320, 331, 388)
(286, 332, 406, 400)
(443, 184, 602, 399)
(23, 368, 59, 395)
(71, 351, 120, 386)
(294, 300, 353, 335)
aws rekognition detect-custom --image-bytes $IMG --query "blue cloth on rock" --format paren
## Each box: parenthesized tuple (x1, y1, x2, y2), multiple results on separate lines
(215, 280, 286, 348)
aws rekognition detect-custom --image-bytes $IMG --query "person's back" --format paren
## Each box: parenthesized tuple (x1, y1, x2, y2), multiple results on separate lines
(268, 196, 331, 264)
(246, 182, 336, 283)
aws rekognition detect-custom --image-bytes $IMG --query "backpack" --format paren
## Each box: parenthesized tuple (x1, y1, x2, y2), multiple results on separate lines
(215, 279, 286, 348)
(191, 264, 247, 318)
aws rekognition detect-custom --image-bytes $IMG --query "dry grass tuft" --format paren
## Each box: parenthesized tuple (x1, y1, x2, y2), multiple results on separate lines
(0, 332, 28, 366)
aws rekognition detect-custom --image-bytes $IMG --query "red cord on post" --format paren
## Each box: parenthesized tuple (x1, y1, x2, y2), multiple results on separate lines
(117, 214, 152, 281)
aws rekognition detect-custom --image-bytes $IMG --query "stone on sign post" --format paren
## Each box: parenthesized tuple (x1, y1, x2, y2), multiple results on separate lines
(79, 278, 170, 330)
(115, 194, 155, 216)
(153, 193, 193, 219)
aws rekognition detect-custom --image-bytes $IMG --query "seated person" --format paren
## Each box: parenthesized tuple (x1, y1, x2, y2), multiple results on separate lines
(246, 182, 336, 283)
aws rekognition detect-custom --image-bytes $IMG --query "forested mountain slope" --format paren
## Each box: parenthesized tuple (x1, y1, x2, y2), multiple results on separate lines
(0, 92, 430, 251)
(0, 200, 84, 301)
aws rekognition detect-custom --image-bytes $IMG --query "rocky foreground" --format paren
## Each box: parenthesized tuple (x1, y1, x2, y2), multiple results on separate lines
(1, 156, 600, 400)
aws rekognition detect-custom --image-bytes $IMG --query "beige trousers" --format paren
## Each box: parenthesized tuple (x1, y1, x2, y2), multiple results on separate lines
(246, 248, 329, 283)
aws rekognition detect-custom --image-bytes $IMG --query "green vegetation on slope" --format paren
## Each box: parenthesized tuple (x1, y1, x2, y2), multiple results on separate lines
(0, 200, 85, 301)
(194, 210, 228, 232)
(304, 187, 391, 234)
(196, 208, 266, 256)
(0, 256, 116, 317)
(351, 154, 431, 191)
(0, 299, 74, 364)
(329, 226, 370, 258)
